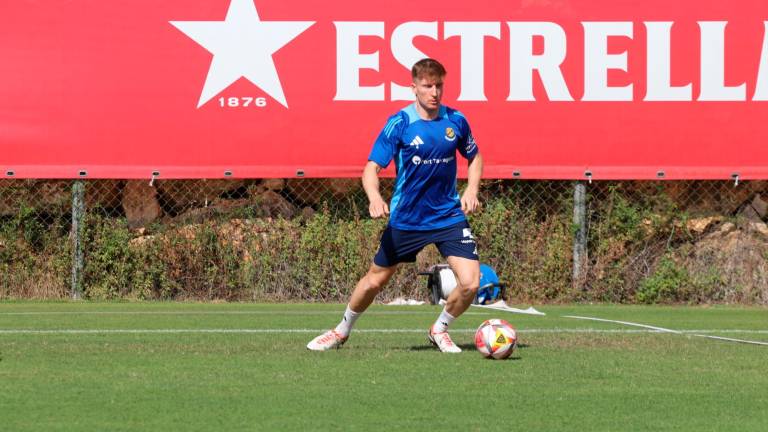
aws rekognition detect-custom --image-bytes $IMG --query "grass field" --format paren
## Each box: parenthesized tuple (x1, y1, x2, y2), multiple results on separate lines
(1, 302, 767, 431)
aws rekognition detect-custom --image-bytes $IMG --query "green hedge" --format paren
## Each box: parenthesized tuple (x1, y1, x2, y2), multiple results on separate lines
(1, 186, 765, 303)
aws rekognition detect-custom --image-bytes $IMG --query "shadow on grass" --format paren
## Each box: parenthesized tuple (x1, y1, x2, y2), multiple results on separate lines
(408, 343, 529, 351)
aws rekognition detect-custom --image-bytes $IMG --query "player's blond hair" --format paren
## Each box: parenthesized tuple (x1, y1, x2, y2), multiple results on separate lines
(411, 58, 446, 81)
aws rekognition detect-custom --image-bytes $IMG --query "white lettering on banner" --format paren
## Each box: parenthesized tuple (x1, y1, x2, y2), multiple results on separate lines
(699, 22, 746, 101)
(645, 22, 693, 101)
(332, 20, 767, 103)
(334, 22, 385, 101)
(390, 22, 439, 101)
(444, 22, 501, 101)
(507, 22, 573, 101)
(754, 22, 768, 101)
(582, 22, 633, 102)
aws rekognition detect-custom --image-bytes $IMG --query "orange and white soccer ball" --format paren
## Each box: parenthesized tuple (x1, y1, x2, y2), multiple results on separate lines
(475, 319, 517, 359)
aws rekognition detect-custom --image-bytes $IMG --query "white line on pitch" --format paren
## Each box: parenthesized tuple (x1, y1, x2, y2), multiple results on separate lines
(0, 311, 487, 316)
(564, 315, 768, 347)
(0, 328, 766, 335)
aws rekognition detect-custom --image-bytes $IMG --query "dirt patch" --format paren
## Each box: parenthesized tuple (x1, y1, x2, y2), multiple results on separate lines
(680, 221, 768, 304)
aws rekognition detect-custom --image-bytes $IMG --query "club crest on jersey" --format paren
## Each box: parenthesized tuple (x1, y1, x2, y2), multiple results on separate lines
(445, 127, 456, 142)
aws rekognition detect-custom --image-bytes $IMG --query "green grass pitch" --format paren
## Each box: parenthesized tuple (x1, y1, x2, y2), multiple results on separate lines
(1, 302, 767, 431)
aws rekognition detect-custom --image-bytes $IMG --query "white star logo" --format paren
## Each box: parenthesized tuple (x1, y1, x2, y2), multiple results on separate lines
(170, 0, 314, 108)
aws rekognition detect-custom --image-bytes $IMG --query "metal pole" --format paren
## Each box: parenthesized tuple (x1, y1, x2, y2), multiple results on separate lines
(572, 181, 587, 290)
(71, 180, 85, 300)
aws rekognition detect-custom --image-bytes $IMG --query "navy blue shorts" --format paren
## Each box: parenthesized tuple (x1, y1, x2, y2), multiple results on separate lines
(373, 220, 479, 267)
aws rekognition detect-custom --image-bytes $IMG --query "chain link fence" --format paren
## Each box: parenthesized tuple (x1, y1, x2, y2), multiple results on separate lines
(1, 178, 767, 304)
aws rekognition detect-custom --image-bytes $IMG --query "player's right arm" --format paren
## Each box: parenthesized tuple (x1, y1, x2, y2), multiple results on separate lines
(365, 112, 405, 219)
(362, 161, 389, 218)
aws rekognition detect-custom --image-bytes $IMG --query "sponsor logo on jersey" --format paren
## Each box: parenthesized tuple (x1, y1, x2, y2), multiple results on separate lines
(413, 156, 455, 166)
(465, 133, 477, 153)
(409, 135, 425, 149)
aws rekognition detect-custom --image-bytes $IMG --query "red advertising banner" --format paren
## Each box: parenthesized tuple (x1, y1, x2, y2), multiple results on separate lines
(2, 0, 768, 179)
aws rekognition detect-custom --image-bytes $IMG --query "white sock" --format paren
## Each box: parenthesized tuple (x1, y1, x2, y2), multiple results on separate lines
(432, 308, 456, 333)
(334, 305, 361, 337)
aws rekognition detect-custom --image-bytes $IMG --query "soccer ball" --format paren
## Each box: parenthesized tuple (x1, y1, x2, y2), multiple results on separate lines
(475, 319, 517, 359)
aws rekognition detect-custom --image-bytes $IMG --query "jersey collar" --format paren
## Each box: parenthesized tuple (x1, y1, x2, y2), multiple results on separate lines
(404, 103, 448, 123)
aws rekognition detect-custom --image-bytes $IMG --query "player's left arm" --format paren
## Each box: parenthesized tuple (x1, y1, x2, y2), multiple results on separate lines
(461, 152, 483, 214)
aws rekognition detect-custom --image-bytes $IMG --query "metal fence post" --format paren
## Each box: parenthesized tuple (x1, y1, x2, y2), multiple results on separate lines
(71, 180, 85, 299)
(572, 181, 587, 290)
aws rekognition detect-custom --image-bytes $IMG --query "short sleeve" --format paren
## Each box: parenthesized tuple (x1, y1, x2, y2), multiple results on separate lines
(455, 114, 479, 160)
(368, 113, 406, 168)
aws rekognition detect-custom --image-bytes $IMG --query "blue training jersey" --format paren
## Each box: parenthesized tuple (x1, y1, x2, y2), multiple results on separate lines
(368, 103, 479, 231)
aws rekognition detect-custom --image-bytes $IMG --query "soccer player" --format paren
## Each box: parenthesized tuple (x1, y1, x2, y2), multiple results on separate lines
(307, 58, 484, 353)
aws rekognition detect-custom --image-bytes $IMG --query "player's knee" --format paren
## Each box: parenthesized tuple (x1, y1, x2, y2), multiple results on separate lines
(364, 273, 387, 293)
(458, 279, 479, 298)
